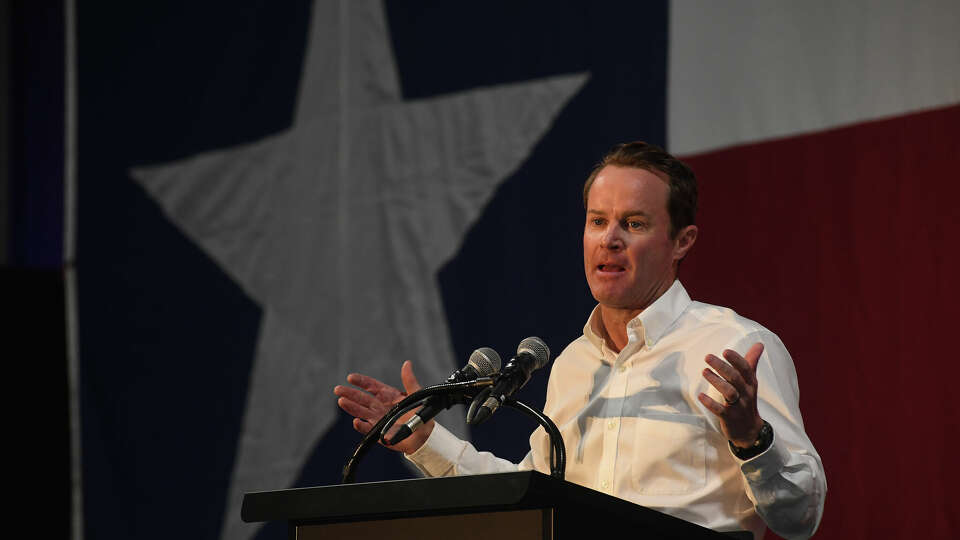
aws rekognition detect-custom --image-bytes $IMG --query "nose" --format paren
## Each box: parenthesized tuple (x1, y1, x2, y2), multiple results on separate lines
(600, 224, 624, 250)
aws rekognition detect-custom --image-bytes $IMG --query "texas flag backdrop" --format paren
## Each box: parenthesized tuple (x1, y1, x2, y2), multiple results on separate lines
(74, 2, 959, 539)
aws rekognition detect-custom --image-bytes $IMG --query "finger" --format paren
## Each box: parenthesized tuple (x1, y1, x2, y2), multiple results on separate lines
(702, 368, 740, 404)
(337, 396, 382, 422)
(344, 372, 383, 391)
(721, 349, 755, 385)
(353, 418, 404, 449)
(345, 373, 404, 403)
(743, 342, 764, 382)
(400, 360, 423, 395)
(352, 417, 373, 435)
(705, 354, 747, 393)
(697, 392, 726, 416)
(334, 385, 390, 412)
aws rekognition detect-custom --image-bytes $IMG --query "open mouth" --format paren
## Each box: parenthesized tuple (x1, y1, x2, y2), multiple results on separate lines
(597, 264, 626, 273)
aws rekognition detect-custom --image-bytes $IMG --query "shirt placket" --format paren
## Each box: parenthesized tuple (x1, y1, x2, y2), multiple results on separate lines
(596, 323, 644, 494)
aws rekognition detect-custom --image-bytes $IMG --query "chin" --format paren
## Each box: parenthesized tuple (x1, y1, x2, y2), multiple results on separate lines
(591, 291, 632, 309)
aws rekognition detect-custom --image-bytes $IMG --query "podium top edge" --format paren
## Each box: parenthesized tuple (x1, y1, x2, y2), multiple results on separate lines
(241, 471, 551, 523)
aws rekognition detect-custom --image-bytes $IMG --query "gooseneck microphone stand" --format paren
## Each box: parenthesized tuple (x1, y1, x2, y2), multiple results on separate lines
(501, 397, 566, 479)
(341, 378, 494, 484)
(341, 380, 566, 483)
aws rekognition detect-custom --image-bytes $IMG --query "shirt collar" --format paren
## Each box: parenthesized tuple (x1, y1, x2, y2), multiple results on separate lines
(583, 280, 692, 352)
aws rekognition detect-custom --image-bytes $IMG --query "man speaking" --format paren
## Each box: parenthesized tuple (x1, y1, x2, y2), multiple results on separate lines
(334, 142, 826, 539)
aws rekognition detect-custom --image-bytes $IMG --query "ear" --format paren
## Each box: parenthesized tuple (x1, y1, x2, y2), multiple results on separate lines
(673, 225, 698, 261)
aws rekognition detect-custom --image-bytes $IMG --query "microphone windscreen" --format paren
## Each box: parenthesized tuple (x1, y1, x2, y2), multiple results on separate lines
(469, 347, 502, 376)
(517, 337, 550, 369)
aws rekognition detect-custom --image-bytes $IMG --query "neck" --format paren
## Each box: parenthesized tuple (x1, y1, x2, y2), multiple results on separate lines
(594, 278, 676, 353)
(595, 306, 640, 353)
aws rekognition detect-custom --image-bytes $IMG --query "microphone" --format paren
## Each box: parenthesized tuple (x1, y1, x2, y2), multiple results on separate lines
(385, 347, 501, 445)
(467, 337, 550, 425)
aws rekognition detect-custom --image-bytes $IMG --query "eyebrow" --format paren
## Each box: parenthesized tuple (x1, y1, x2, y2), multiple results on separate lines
(586, 209, 652, 218)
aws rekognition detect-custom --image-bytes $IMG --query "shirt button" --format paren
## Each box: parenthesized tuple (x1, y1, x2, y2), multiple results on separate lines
(607, 420, 616, 430)
(618, 365, 626, 373)
(600, 479, 609, 489)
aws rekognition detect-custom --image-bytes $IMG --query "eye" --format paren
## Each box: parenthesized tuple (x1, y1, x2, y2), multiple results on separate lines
(626, 220, 646, 230)
(590, 217, 605, 226)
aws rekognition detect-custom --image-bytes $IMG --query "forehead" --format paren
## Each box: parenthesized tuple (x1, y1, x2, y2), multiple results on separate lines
(587, 165, 670, 212)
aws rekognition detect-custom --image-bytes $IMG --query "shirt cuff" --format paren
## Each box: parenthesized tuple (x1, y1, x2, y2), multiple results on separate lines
(404, 422, 464, 477)
(737, 430, 790, 482)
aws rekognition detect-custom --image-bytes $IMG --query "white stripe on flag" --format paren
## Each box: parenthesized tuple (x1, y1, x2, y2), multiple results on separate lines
(668, 0, 960, 156)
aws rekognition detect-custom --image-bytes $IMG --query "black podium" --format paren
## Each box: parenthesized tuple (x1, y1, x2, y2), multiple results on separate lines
(242, 471, 744, 539)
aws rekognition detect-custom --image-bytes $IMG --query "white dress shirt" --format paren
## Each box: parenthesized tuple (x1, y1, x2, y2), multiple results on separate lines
(407, 280, 826, 539)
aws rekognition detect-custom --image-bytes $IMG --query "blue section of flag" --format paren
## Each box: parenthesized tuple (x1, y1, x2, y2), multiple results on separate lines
(78, 2, 311, 538)
(77, 2, 668, 539)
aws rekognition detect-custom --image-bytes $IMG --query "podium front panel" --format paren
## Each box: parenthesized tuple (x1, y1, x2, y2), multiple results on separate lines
(296, 508, 553, 540)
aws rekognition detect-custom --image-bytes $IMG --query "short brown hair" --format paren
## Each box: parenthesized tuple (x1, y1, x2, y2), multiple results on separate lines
(583, 141, 697, 238)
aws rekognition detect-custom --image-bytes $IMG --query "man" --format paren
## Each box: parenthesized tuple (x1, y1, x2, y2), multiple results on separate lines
(335, 142, 826, 539)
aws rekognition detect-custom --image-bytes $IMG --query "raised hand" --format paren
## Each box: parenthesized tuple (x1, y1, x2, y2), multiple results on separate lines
(333, 360, 434, 454)
(698, 342, 765, 448)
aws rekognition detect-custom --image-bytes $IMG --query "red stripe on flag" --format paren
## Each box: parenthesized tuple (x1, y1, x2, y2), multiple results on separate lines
(680, 104, 960, 540)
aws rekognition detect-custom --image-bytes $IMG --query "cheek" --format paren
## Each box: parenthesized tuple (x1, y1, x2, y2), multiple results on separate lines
(643, 241, 676, 267)
(626, 240, 671, 268)
(582, 232, 597, 255)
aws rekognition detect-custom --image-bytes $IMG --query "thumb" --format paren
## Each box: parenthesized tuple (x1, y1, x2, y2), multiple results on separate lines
(400, 360, 423, 395)
(745, 342, 764, 380)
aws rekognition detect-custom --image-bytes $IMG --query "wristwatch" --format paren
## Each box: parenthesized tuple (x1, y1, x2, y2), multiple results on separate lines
(729, 420, 773, 460)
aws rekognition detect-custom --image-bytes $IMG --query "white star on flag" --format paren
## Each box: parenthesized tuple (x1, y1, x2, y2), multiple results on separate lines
(131, 1, 587, 539)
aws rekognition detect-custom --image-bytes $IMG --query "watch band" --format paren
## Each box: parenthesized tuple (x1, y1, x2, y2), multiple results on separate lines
(729, 420, 773, 460)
